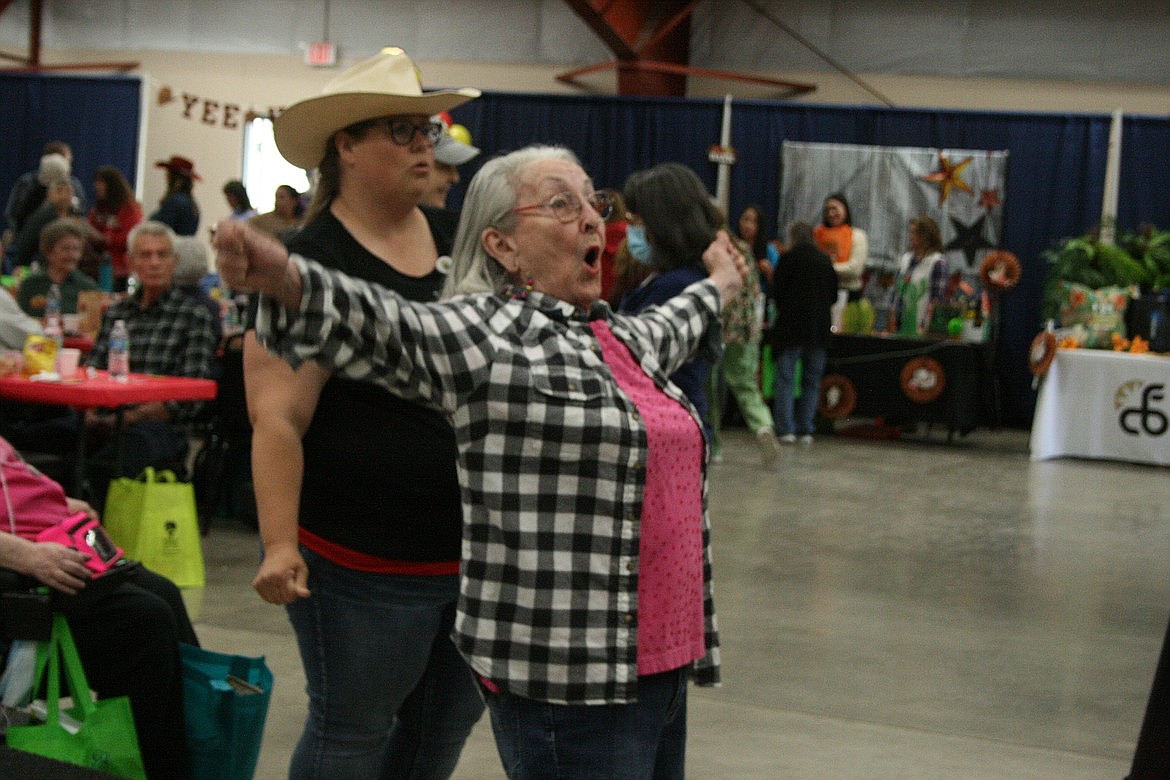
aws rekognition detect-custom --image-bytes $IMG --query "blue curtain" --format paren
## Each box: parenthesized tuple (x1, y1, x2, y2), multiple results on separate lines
(450, 92, 1138, 427)
(1118, 115, 1170, 233)
(0, 72, 142, 219)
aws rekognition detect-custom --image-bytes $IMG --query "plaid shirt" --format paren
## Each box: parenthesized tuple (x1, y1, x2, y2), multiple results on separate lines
(257, 255, 723, 705)
(87, 287, 217, 422)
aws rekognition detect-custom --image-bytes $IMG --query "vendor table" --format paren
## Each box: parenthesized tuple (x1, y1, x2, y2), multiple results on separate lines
(0, 371, 217, 494)
(1029, 348, 1170, 466)
(826, 333, 1000, 439)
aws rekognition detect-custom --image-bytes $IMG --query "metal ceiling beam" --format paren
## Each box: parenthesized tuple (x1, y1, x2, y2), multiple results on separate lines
(560, 0, 815, 98)
(0, 0, 139, 73)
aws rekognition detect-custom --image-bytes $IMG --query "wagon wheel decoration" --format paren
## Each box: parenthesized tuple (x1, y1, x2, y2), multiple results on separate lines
(1028, 331, 1057, 377)
(899, 357, 946, 404)
(818, 374, 857, 419)
(979, 250, 1022, 293)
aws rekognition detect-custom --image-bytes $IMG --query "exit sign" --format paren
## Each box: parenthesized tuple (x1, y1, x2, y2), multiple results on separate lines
(306, 42, 336, 67)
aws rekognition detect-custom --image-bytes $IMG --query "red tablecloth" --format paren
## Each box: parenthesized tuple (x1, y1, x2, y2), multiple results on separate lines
(0, 371, 217, 409)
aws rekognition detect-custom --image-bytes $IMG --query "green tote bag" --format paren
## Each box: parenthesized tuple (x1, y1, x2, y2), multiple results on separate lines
(5, 614, 147, 779)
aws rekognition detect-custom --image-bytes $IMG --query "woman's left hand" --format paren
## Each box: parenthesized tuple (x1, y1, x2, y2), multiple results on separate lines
(65, 497, 99, 523)
(703, 230, 746, 306)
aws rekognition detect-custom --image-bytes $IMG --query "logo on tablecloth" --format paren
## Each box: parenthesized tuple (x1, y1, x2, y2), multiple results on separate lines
(1115, 380, 1167, 436)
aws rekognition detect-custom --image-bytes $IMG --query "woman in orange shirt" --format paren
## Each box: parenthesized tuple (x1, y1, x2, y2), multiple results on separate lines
(813, 192, 868, 302)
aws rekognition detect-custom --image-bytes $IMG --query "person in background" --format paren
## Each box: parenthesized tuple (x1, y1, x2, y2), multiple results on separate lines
(12, 175, 97, 273)
(214, 142, 745, 780)
(16, 218, 100, 317)
(598, 187, 628, 303)
(173, 235, 223, 340)
(0, 434, 197, 779)
(419, 113, 480, 212)
(248, 184, 305, 243)
(81, 221, 216, 482)
(150, 155, 201, 236)
(736, 204, 769, 265)
(4, 141, 87, 249)
(88, 165, 144, 291)
(619, 161, 723, 440)
(814, 192, 868, 301)
(0, 287, 42, 349)
(709, 209, 779, 466)
(222, 179, 257, 222)
(245, 46, 485, 778)
(769, 221, 839, 444)
(888, 215, 947, 334)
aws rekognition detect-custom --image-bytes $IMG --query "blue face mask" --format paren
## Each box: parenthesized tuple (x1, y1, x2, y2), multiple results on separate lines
(625, 225, 653, 265)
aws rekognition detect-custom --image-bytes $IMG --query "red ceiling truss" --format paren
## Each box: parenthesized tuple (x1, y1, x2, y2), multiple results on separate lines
(0, 0, 139, 73)
(560, 0, 815, 98)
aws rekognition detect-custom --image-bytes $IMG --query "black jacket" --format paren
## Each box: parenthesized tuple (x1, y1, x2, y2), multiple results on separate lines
(769, 242, 839, 349)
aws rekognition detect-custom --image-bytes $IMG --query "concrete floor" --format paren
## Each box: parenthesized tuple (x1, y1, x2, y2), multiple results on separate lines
(188, 425, 1165, 779)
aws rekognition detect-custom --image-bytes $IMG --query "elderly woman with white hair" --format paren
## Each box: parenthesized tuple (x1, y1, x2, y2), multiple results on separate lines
(216, 143, 746, 779)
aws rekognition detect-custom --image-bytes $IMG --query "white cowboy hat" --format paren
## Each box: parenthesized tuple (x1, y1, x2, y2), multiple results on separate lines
(274, 47, 481, 170)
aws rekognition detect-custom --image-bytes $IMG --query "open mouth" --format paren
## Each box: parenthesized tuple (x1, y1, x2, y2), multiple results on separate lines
(583, 246, 600, 270)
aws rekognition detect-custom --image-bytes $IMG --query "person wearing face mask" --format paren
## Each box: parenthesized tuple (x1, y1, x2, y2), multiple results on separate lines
(215, 142, 745, 780)
(244, 47, 485, 778)
(618, 163, 724, 440)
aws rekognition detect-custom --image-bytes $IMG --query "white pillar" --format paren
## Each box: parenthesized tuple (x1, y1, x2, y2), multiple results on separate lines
(1100, 108, 1123, 244)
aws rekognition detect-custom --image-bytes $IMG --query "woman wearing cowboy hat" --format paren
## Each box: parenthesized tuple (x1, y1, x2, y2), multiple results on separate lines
(242, 47, 483, 778)
(150, 155, 201, 236)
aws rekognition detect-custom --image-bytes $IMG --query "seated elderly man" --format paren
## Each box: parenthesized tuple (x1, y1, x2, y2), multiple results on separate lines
(5, 222, 217, 497)
(83, 221, 218, 474)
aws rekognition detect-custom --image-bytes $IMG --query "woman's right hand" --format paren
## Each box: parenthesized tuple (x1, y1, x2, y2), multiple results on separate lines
(703, 230, 746, 306)
(252, 540, 311, 605)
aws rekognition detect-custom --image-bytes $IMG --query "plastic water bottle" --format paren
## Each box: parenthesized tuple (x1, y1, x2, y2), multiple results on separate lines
(43, 283, 63, 347)
(108, 319, 130, 382)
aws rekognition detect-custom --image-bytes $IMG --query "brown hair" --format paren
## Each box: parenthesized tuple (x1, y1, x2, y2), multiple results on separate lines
(911, 215, 944, 254)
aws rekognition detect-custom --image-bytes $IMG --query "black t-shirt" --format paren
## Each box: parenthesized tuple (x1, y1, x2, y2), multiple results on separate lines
(286, 206, 463, 563)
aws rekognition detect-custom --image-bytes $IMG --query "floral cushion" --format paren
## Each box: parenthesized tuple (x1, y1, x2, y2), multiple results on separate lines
(1059, 282, 1132, 348)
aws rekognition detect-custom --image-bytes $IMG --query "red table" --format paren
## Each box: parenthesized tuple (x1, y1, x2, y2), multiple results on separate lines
(0, 371, 217, 495)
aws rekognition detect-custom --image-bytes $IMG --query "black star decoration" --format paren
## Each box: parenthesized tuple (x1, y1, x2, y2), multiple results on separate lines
(945, 215, 995, 268)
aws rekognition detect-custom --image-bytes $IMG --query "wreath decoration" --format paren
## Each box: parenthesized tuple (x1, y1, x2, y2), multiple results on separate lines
(899, 357, 946, 404)
(818, 374, 857, 419)
(979, 250, 1022, 292)
(1028, 331, 1057, 376)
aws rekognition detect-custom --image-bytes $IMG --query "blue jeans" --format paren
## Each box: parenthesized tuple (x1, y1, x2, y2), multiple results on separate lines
(286, 548, 484, 779)
(484, 667, 688, 779)
(773, 345, 827, 436)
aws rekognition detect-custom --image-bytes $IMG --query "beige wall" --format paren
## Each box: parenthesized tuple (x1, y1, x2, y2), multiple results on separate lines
(39, 47, 1170, 254)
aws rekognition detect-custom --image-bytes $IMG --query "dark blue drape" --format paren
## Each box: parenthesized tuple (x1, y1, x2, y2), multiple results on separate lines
(0, 72, 142, 219)
(450, 93, 1136, 427)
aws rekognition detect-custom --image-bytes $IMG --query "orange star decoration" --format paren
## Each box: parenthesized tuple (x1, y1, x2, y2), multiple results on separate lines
(979, 188, 1002, 210)
(921, 153, 974, 206)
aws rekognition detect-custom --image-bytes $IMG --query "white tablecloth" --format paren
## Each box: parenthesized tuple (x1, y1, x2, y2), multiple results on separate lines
(1030, 349, 1170, 465)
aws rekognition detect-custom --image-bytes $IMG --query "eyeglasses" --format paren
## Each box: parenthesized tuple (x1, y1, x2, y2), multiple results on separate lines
(510, 191, 613, 223)
(370, 118, 445, 146)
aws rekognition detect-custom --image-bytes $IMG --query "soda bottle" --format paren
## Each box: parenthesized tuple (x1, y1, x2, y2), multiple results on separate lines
(108, 319, 130, 382)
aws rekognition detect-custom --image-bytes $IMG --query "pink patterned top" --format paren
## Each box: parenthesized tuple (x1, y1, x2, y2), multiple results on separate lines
(590, 320, 706, 675)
